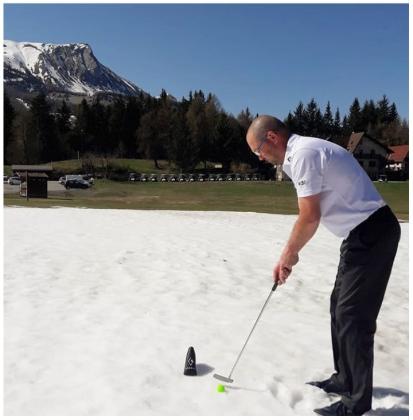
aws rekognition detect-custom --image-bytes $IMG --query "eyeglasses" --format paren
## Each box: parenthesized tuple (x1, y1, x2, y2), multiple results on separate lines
(253, 138, 268, 156)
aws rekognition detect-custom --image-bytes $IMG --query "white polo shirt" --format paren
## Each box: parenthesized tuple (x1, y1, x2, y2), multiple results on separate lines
(282, 134, 386, 238)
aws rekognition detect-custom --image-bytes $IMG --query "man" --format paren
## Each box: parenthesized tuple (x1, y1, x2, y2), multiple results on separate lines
(246, 115, 400, 416)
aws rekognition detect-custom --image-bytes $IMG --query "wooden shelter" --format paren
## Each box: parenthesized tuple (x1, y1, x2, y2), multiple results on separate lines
(11, 165, 53, 200)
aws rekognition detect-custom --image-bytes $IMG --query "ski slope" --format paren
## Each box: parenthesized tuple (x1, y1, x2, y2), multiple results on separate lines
(3, 207, 409, 415)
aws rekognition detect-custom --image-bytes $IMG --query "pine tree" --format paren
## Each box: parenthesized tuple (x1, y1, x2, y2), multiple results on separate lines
(89, 100, 108, 154)
(237, 107, 253, 130)
(284, 112, 296, 132)
(360, 100, 376, 132)
(322, 101, 334, 137)
(186, 94, 209, 168)
(27, 93, 59, 163)
(56, 100, 73, 159)
(204, 95, 222, 164)
(342, 115, 351, 136)
(377, 94, 390, 124)
(108, 98, 126, 156)
(4, 93, 16, 164)
(75, 99, 93, 155)
(333, 108, 341, 135)
(56, 101, 72, 134)
(348, 98, 363, 132)
(169, 107, 199, 171)
(293, 102, 305, 133)
(388, 102, 399, 123)
(303, 98, 322, 136)
(122, 97, 142, 158)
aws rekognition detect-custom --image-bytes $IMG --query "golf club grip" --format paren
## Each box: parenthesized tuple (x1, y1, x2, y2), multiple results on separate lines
(272, 282, 278, 292)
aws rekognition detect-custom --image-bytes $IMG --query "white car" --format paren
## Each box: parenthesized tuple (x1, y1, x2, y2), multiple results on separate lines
(4, 175, 9, 183)
(8, 176, 21, 185)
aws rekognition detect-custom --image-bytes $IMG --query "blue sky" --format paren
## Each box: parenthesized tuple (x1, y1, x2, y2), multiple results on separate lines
(4, 3, 409, 120)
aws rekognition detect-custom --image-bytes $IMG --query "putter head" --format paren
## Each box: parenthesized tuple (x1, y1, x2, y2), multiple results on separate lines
(213, 373, 234, 383)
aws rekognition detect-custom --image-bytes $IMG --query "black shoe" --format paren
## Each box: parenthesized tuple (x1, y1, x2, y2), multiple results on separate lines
(307, 379, 349, 396)
(314, 401, 355, 416)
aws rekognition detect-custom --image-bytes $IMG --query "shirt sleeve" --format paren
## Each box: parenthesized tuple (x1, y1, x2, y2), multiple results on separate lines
(290, 148, 324, 197)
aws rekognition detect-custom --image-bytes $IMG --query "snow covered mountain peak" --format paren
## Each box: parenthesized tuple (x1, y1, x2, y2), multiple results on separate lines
(4, 39, 143, 97)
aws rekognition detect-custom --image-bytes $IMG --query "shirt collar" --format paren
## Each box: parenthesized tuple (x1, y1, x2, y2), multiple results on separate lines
(283, 133, 299, 166)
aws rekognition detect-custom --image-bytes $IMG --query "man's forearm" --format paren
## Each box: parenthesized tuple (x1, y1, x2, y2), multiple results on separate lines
(283, 214, 320, 256)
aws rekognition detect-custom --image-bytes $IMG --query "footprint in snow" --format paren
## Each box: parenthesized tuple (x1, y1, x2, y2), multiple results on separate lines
(268, 377, 304, 409)
(115, 250, 135, 265)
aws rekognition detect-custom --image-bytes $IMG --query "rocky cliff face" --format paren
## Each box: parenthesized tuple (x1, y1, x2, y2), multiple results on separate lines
(4, 40, 145, 98)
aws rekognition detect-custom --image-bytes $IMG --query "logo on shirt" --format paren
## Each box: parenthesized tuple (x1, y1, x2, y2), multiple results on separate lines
(298, 180, 306, 186)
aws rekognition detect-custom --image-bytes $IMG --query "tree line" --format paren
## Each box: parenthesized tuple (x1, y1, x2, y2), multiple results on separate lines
(4, 89, 408, 170)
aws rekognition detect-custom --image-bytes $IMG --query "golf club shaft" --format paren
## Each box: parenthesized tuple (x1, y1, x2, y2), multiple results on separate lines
(228, 282, 278, 379)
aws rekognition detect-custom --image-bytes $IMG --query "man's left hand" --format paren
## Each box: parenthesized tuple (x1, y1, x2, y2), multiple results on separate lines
(273, 251, 299, 285)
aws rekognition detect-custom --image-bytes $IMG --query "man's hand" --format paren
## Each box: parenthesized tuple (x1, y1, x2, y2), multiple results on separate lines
(273, 251, 299, 285)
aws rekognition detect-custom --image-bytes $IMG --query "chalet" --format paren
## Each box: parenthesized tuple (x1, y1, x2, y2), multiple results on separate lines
(347, 132, 393, 180)
(386, 145, 409, 180)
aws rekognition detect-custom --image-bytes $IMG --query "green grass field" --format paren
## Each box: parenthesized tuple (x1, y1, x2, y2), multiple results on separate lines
(3, 180, 409, 220)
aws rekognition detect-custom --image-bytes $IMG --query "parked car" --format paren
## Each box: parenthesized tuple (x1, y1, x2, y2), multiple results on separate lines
(140, 173, 149, 182)
(83, 174, 95, 184)
(8, 176, 21, 185)
(252, 173, 261, 181)
(178, 174, 187, 182)
(235, 173, 244, 181)
(4, 175, 9, 183)
(128, 172, 138, 182)
(378, 174, 388, 182)
(226, 173, 235, 181)
(244, 173, 252, 181)
(168, 174, 178, 182)
(160, 174, 169, 182)
(64, 179, 90, 189)
(216, 174, 225, 181)
(149, 174, 158, 182)
(208, 174, 217, 182)
(188, 174, 197, 182)
(197, 174, 207, 182)
(58, 176, 65, 184)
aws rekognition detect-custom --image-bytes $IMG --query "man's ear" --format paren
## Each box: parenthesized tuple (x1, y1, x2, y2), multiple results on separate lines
(267, 130, 278, 144)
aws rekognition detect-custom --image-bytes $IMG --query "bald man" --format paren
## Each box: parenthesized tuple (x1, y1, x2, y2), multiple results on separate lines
(246, 115, 400, 416)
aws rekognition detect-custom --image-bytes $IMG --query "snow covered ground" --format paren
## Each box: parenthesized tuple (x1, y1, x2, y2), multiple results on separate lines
(3, 207, 409, 416)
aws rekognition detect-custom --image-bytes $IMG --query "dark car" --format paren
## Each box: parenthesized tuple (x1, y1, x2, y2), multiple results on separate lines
(235, 173, 243, 181)
(160, 174, 169, 182)
(140, 173, 149, 182)
(208, 174, 217, 182)
(216, 174, 225, 181)
(65, 179, 90, 189)
(168, 174, 178, 182)
(129, 172, 139, 182)
(178, 174, 187, 182)
(197, 174, 207, 182)
(83, 174, 95, 184)
(188, 174, 197, 182)
(244, 173, 252, 181)
(149, 174, 158, 182)
(252, 173, 261, 181)
(226, 173, 235, 181)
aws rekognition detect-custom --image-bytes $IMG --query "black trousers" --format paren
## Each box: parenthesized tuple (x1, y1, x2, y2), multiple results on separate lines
(329, 205, 400, 415)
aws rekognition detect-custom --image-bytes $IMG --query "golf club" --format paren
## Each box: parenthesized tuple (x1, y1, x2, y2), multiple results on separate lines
(213, 281, 279, 383)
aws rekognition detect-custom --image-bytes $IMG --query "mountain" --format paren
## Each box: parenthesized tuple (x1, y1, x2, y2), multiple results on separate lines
(4, 40, 149, 108)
